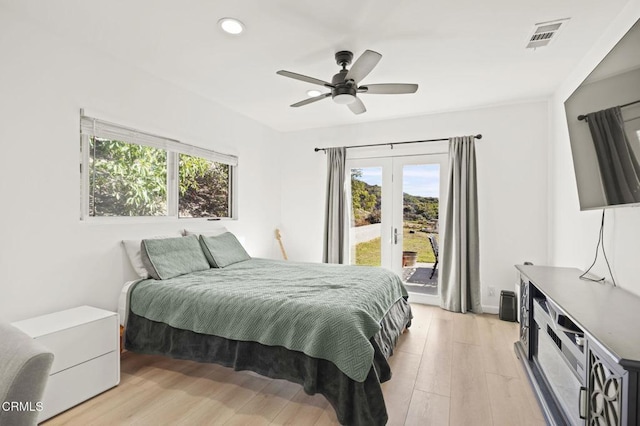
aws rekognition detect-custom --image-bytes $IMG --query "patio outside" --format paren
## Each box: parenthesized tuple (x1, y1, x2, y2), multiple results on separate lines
(354, 224, 439, 295)
(402, 261, 438, 296)
(351, 164, 440, 296)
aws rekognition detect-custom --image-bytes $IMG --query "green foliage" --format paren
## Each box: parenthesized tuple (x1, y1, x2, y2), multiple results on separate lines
(179, 154, 230, 218)
(351, 169, 381, 226)
(178, 155, 210, 195)
(89, 139, 230, 218)
(90, 138, 167, 216)
(350, 169, 438, 227)
(402, 193, 439, 225)
(351, 170, 378, 225)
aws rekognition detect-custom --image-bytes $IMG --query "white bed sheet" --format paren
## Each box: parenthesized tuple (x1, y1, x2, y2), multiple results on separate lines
(118, 280, 140, 326)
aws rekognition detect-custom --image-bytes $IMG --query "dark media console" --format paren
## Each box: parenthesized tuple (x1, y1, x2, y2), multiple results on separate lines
(515, 265, 640, 425)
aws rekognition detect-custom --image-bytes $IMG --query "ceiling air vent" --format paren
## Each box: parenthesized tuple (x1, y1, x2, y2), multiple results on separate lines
(526, 18, 570, 49)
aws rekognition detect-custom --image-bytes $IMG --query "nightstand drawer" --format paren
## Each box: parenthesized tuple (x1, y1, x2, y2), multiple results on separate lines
(37, 315, 118, 374)
(39, 350, 120, 421)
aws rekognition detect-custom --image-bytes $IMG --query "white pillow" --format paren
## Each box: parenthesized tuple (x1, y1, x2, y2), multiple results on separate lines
(122, 233, 182, 278)
(182, 226, 228, 237)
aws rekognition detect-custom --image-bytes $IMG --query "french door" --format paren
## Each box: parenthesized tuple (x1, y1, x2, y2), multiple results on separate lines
(347, 154, 448, 304)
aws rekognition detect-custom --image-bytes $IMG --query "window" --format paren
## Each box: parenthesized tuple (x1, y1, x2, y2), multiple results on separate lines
(80, 114, 237, 220)
(178, 154, 231, 218)
(88, 138, 168, 217)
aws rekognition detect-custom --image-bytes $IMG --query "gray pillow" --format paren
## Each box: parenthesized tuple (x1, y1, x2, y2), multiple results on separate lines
(140, 235, 210, 280)
(199, 232, 250, 268)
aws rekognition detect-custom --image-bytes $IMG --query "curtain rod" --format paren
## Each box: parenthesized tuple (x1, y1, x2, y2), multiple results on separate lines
(577, 100, 640, 121)
(313, 134, 482, 152)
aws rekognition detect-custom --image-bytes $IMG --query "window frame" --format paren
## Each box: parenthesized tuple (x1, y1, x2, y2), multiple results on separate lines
(79, 114, 238, 222)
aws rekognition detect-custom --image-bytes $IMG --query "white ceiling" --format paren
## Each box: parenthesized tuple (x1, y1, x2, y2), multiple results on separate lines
(2, 0, 632, 132)
(584, 19, 640, 84)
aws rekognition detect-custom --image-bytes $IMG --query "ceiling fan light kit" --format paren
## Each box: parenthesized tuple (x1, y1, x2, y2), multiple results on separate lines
(333, 94, 356, 105)
(277, 49, 418, 115)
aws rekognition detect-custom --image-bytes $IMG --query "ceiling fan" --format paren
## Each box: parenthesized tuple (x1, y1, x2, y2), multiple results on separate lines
(276, 50, 418, 115)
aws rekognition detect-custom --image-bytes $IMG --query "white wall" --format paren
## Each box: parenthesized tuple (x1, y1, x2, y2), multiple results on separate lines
(0, 9, 283, 322)
(549, 0, 640, 295)
(280, 101, 549, 311)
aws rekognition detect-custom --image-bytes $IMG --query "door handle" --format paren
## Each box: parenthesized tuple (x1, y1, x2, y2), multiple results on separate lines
(394, 228, 398, 244)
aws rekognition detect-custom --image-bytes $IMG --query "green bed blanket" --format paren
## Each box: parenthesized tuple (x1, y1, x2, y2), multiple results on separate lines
(129, 258, 408, 382)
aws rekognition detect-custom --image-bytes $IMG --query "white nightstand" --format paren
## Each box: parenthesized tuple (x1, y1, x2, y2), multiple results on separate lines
(11, 306, 120, 422)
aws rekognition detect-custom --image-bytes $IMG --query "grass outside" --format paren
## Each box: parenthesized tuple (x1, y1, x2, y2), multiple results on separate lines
(355, 228, 436, 266)
(355, 237, 382, 266)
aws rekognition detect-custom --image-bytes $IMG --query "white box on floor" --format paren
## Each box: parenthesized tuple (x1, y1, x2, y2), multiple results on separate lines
(11, 306, 120, 422)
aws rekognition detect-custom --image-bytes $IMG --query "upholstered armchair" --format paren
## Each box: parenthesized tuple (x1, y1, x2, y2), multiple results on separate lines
(0, 322, 54, 426)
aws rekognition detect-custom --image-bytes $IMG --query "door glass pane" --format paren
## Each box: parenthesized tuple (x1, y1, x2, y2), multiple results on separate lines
(350, 167, 382, 266)
(401, 164, 440, 296)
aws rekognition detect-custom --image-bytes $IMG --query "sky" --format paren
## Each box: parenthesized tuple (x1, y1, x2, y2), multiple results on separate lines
(357, 164, 440, 198)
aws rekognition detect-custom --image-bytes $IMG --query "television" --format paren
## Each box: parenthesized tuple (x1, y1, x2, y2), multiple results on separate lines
(564, 18, 640, 210)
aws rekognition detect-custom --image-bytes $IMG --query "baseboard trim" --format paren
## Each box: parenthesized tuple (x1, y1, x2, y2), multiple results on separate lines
(410, 300, 500, 315)
(406, 292, 439, 306)
(483, 305, 499, 314)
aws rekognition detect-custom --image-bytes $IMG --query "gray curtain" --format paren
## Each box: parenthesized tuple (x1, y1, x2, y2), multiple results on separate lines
(587, 106, 640, 205)
(440, 136, 482, 314)
(323, 147, 347, 264)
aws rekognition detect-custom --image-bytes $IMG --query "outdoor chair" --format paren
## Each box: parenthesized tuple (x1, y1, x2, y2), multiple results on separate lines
(428, 235, 439, 279)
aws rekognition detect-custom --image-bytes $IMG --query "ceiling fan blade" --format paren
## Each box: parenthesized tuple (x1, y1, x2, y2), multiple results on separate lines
(290, 93, 331, 107)
(277, 70, 334, 88)
(345, 50, 382, 84)
(347, 97, 366, 115)
(359, 83, 418, 94)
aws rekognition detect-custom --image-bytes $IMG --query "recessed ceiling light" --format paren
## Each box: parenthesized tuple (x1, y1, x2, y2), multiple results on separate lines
(307, 90, 322, 97)
(218, 18, 245, 35)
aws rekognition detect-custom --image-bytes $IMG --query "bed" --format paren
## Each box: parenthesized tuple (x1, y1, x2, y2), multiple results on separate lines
(121, 234, 412, 426)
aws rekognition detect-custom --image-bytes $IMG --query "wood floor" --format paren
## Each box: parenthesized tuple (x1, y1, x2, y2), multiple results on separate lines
(44, 304, 545, 425)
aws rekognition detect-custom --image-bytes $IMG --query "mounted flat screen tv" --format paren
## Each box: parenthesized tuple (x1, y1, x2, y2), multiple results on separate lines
(564, 19, 640, 210)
